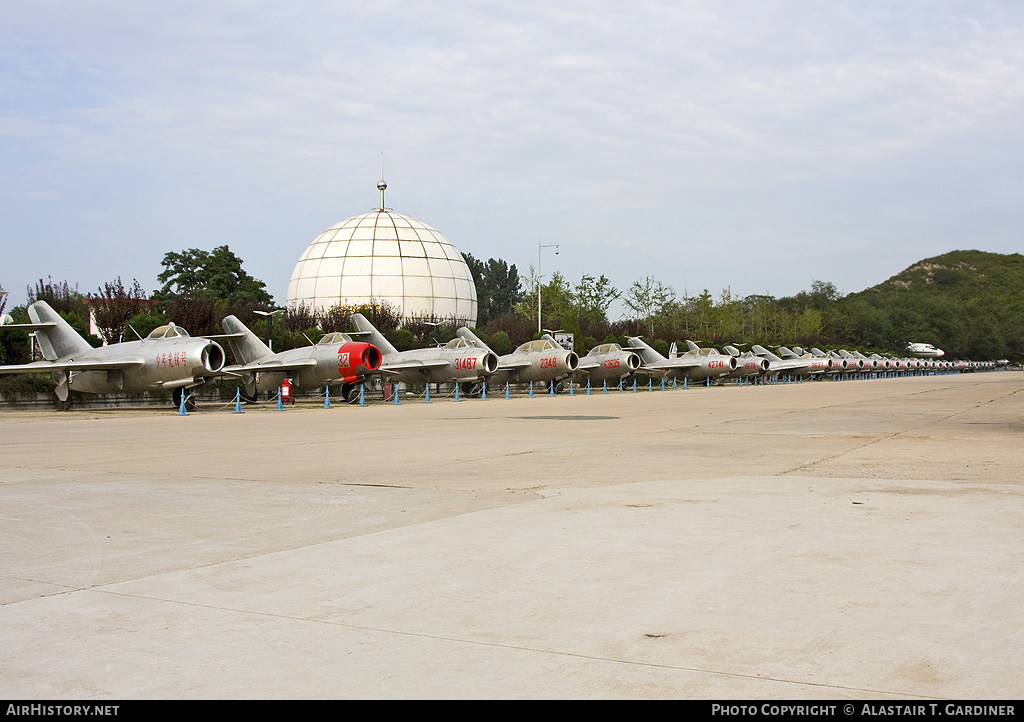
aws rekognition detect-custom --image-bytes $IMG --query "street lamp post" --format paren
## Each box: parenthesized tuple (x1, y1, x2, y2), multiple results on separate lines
(254, 309, 286, 401)
(538, 243, 560, 334)
(254, 309, 285, 352)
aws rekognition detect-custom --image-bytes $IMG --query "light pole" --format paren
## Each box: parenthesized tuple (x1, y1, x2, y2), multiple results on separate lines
(254, 309, 285, 401)
(538, 243, 560, 334)
(254, 309, 285, 351)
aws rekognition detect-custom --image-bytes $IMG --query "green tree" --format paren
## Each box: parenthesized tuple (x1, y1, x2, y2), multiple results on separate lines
(89, 278, 155, 344)
(463, 253, 522, 326)
(623, 276, 675, 336)
(156, 246, 272, 308)
(155, 246, 273, 337)
(572, 274, 620, 327)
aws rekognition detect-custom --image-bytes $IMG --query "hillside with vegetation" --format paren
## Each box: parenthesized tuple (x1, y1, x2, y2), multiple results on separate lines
(834, 250, 1024, 360)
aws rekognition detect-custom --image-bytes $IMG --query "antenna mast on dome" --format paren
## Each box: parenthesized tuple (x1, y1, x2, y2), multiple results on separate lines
(376, 152, 389, 212)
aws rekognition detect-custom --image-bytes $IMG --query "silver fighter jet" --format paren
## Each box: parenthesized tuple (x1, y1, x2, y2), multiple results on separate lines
(457, 329, 579, 391)
(751, 345, 831, 378)
(219, 315, 382, 402)
(628, 337, 737, 382)
(575, 342, 641, 383)
(350, 313, 498, 392)
(0, 300, 226, 410)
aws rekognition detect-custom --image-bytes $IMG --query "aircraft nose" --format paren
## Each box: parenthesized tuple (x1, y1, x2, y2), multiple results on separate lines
(565, 352, 579, 371)
(362, 345, 382, 371)
(202, 341, 226, 373)
(482, 352, 498, 374)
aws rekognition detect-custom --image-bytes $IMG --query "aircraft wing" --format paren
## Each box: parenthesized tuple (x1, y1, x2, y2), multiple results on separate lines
(575, 357, 600, 371)
(0, 358, 146, 374)
(645, 357, 701, 371)
(498, 359, 534, 370)
(223, 359, 318, 374)
(380, 359, 450, 371)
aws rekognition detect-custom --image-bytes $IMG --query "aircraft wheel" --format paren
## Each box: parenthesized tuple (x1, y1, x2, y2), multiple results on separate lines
(458, 382, 478, 397)
(240, 388, 258, 404)
(342, 383, 362, 403)
(173, 387, 197, 412)
(55, 396, 73, 412)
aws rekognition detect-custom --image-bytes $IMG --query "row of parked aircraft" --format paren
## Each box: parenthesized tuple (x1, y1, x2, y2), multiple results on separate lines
(0, 300, 1001, 409)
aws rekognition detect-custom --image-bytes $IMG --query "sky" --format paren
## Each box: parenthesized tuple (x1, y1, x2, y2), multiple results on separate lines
(2, 1, 1022, 318)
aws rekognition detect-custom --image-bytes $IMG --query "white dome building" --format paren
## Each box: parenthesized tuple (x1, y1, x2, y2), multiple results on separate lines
(287, 182, 478, 323)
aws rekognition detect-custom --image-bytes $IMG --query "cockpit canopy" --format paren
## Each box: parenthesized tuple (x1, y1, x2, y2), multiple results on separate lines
(147, 324, 190, 339)
(516, 339, 559, 353)
(317, 332, 353, 345)
(590, 343, 622, 354)
(444, 338, 473, 349)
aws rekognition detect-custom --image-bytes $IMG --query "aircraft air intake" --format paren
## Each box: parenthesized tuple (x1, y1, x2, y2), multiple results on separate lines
(362, 346, 382, 372)
(482, 352, 499, 374)
(626, 353, 641, 371)
(202, 342, 226, 373)
(566, 352, 580, 371)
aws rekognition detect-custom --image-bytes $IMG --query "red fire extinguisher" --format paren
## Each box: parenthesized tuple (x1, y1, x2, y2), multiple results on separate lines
(280, 378, 293, 404)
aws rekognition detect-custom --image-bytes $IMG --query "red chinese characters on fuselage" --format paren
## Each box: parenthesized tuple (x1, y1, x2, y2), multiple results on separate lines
(155, 351, 186, 368)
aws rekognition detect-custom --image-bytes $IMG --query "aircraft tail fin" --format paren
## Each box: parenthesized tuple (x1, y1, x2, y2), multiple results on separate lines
(27, 301, 92, 360)
(627, 337, 667, 364)
(668, 342, 678, 359)
(685, 340, 699, 352)
(350, 314, 398, 355)
(751, 344, 782, 362)
(220, 315, 272, 363)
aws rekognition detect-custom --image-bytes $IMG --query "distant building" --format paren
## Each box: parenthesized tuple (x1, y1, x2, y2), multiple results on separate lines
(286, 181, 478, 323)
